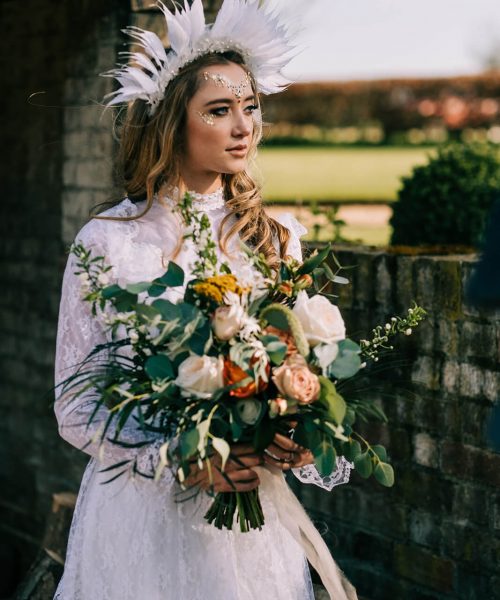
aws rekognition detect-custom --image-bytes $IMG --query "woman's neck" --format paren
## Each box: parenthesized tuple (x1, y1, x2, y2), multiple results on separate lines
(178, 170, 222, 195)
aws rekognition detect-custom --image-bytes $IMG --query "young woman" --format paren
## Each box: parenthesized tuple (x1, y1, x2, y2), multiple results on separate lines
(54, 2, 356, 598)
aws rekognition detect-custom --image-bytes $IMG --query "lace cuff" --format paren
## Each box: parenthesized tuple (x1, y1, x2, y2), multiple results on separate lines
(292, 456, 354, 491)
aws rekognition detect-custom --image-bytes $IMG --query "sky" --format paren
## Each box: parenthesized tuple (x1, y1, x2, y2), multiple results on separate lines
(271, 0, 500, 82)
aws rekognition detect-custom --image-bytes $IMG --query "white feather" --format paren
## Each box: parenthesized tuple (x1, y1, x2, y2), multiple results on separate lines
(101, 0, 300, 114)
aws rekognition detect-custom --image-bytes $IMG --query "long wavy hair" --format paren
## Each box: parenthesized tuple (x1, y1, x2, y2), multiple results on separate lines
(102, 50, 291, 267)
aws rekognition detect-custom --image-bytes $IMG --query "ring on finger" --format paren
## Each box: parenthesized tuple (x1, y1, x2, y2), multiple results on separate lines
(264, 448, 281, 461)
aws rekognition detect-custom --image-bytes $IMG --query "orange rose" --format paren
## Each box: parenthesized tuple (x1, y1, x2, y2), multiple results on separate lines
(223, 358, 269, 398)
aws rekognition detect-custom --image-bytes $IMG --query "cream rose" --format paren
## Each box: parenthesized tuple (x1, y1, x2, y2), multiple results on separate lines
(292, 290, 345, 347)
(175, 355, 224, 398)
(272, 354, 320, 405)
(212, 305, 243, 341)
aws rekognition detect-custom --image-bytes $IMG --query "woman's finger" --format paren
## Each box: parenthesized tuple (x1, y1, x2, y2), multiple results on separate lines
(265, 442, 299, 462)
(273, 432, 300, 451)
(263, 453, 292, 471)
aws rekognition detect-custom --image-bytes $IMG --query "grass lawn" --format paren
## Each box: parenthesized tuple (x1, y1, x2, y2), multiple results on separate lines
(255, 146, 435, 202)
(307, 223, 392, 246)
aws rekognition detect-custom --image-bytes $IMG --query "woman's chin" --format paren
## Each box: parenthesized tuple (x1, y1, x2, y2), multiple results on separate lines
(221, 158, 248, 175)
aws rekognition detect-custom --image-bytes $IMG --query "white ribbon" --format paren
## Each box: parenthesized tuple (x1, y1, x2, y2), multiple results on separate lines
(256, 466, 358, 600)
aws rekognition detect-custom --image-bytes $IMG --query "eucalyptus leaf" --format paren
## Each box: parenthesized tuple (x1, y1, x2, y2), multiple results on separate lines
(147, 283, 166, 297)
(372, 445, 388, 462)
(151, 299, 181, 321)
(187, 320, 212, 355)
(313, 437, 336, 477)
(374, 462, 394, 487)
(157, 261, 184, 287)
(354, 452, 373, 478)
(318, 376, 346, 425)
(125, 282, 151, 294)
(144, 355, 174, 380)
(102, 285, 138, 312)
(329, 340, 362, 380)
(265, 340, 288, 365)
(342, 439, 362, 461)
(136, 304, 161, 322)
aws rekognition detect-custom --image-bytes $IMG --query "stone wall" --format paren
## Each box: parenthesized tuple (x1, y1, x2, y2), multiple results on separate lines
(0, 1, 129, 597)
(291, 246, 500, 600)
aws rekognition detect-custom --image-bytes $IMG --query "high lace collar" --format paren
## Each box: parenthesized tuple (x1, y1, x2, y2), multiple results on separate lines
(158, 186, 225, 212)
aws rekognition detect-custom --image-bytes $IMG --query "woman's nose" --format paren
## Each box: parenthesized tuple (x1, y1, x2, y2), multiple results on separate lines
(232, 109, 252, 137)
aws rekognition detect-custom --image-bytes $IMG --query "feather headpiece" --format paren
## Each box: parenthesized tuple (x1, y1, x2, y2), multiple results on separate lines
(102, 0, 298, 115)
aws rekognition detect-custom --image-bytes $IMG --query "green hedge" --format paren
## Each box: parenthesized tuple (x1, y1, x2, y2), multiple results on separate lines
(390, 143, 500, 247)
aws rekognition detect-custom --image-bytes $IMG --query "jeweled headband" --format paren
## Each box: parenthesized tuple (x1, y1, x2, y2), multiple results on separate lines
(101, 0, 299, 115)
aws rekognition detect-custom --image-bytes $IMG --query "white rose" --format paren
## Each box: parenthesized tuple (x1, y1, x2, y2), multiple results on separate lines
(313, 343, 340, 374)
(293, 290, 345, 347)
(212, 305, 244, 341)
(175, 355, 224, 398)
(236, 398, 263, 425)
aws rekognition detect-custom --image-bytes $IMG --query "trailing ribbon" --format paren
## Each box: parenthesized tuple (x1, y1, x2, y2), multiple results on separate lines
(257, 466, 358, 600)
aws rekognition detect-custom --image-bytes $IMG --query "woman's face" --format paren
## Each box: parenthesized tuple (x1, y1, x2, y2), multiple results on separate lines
(183, 62, 257, 180)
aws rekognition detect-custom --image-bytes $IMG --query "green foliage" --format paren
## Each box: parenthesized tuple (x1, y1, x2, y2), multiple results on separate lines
(390, 142, 500, 247)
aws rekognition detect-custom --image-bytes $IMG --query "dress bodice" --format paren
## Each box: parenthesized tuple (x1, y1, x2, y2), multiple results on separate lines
(76, 191, 306, 299)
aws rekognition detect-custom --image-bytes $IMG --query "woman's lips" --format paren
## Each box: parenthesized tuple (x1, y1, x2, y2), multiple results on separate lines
(226, 145, 248, 157)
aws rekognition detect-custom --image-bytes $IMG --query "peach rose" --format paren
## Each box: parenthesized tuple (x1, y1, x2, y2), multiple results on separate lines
(272, 354, 320, 405)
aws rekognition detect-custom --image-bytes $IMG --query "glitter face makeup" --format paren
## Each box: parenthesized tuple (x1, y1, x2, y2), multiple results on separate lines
(202, 71, 251, 100)
(197, 111, 216, 126)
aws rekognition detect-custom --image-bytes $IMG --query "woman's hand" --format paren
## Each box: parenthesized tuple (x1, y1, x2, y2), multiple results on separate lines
(184, 444, 263, 493)
(263, 432, 314, 471)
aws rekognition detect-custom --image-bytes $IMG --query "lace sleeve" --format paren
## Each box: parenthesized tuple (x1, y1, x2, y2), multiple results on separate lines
(54, 228, 170, 482)
(292, 456, 354, 491)
(274, 212, 308, 261)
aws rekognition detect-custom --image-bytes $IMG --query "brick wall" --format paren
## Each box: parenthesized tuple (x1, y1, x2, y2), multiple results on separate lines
(291, 246, 500, 600)
(0, 1, 129, 596)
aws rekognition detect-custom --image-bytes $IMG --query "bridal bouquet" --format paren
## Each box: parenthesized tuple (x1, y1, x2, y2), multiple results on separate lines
(63, 194, 426, 532)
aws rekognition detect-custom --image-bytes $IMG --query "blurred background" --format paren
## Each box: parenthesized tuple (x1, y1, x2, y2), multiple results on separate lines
(256, 0, 500, 246)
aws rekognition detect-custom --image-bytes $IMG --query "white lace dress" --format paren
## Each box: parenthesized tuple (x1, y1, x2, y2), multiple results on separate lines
(54, 190, 354, 600)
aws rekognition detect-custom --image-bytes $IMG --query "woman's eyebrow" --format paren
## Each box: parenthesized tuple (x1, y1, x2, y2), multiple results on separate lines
(203, 95, 256, 107)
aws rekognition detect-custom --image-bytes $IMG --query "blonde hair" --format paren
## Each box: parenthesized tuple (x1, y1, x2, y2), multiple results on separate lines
(102, 50, 291, 268)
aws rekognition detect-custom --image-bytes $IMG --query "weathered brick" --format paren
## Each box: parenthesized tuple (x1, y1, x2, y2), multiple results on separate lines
(409, 510, 442, 547)
(374, 255, 393, 307)
(459, 363, 483, 398)
(441, 441, 500, 487)
(452, 483, 489, 527)
(483, 370, 500, 403)
(414, 258, 435, 314)
(459, 321, 497, 362)
(397, 469, 454, 515)
(412, 355, 440, 390)
(414, 432, 439, 468)
(441, 360, 460, 394)
(393, 543, 454, 593)
(435, 318, 459, 356)
(434, 258, 463, 320)
(395, 255, 415, 312)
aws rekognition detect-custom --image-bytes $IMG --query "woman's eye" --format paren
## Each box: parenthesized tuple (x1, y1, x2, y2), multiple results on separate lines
(245, 104, 258, 113)
(210, 106, 229, 117)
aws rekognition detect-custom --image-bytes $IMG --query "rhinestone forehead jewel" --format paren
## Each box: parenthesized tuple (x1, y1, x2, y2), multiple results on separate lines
(101, 0, 299, 115)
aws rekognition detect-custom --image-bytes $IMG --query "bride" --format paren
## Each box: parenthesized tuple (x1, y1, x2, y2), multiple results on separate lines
(54, 1, 357, 598)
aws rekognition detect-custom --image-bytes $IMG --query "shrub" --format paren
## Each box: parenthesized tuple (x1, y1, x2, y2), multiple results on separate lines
(390, 142, 500, 247)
